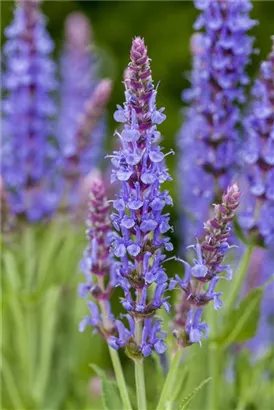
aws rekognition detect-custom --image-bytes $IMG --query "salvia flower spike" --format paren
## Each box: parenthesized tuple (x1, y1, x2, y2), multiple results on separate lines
(177, 33, 212, 244)
(109, 37, 173, 357)
(79, 173, 117, 340)
(1, 0, 58, 221)
(178, 0, 256, 241)
(63, 79, 112, 182)
(59, 12, 95, 162)
(59, 12, 109, 208)
(239, 38, 274, 248)
(172, 184, 241, 347)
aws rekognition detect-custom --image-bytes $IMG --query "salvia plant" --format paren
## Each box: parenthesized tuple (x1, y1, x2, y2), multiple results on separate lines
(58, 12, 111, 210)
(239, 37, 274, 248)
(1, 1, 274, 410)
(1, 0, 58, 221)
(178, 0, 257, 241)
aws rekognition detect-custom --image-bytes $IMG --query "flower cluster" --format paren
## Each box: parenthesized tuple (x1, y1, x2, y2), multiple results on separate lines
(79, 173, 117, 339)
(58, 12, 110, 208)
(108, 37, 173, 357)
(172, 184, 241, 346)
(239, 38, 274, 247)
(178, 0, 256, 241)
(1, 0, 58, 221)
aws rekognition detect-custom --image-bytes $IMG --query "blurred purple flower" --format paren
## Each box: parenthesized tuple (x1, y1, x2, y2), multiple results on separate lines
(58, 12, 110, 209)
(239, 38, 274, 248)
(178, 0, 256, 243)
(1, 0, 59, 221)
(61, 79, 112, 212)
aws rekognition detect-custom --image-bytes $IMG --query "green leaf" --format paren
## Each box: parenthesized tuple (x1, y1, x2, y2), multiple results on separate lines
(215, 287, 264, 347)
(179, 377, 211, 410)
(2, 251, 21, 289)
(1, 356, 24, 410)
(233, 219, 247, 245)
(22, 226, 37, 289)
(36, 223, 65, 288)
(33, 287, 60, 405)
(90, 364, 122, 410)
(152, 353, 165, 397)
(172, 368, 189, 408)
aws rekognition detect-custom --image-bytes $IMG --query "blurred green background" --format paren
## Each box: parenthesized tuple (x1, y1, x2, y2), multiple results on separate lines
(1, 1, 274, 410)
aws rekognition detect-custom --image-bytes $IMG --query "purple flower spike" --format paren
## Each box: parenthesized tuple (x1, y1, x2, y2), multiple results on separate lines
(79, 174, 117, 341)
(1, 0, 59, 221)
(178, 0, 256, 243)
(63, 79, 112, 184)
(109, 37, 173, 357)
(173, 185, 241, 347)
(239, 38, 274, 248)
(58, 12, 111, 209)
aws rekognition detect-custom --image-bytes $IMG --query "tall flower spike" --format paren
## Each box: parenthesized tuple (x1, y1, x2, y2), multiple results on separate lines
(79, 174, 117, 340)
(178, 0, 256, 243)
(1, 0, 58, 221)
(239, 38, 274, 248)
(109, 37, 173, 357)
(172, 184, 241, 347)
(58, 12, 109, 209)
(62, 79, 112, 209)
(177, 33, 213, 245)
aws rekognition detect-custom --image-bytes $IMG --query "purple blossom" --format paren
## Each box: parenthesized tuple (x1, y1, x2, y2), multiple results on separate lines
(1, 0, 59, 221)
(178, 0, 256, 243)
(173, 184, 241, 346)
(58, 12, 110, 209)
(79, 174, 117, 341)
(185, 309, 208, 345)
(109, 37, 173, 357)
(239, 38, 274, 248)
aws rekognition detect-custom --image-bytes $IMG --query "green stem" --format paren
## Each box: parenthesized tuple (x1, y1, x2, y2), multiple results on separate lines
(100, 281, 132, 410)
(208, 245, 254, 410)
(235, 400, 246, 410)
(108, 347, 133, 410)
(134, 320, 147, 410)
(208, 342, 220, 410)
(156, 349, 182, 410)
(135, 358, 147, 410)
(225, 245, 254, 313)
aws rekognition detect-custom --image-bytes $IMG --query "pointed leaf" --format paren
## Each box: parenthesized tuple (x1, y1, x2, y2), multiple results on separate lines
(215, 287, 264, 347)
(179, 377, 211, 410)
(90, 364, 122, 410)
(33, 287, 60, 405)
(1, 357, 24, 410)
